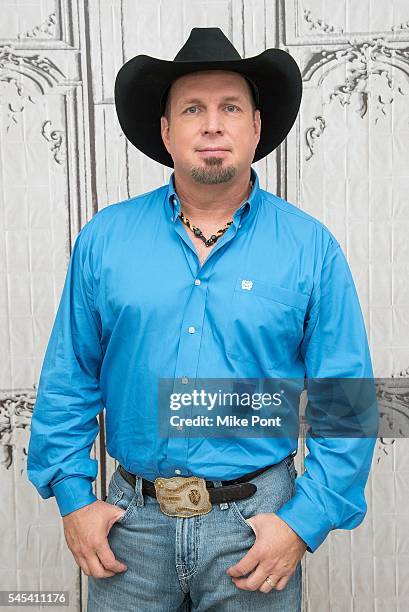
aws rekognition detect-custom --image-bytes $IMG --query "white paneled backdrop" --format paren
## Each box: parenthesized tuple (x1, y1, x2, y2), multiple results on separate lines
(1, 1, 408, 610)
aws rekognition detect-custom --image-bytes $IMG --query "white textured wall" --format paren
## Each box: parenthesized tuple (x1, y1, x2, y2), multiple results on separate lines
(0, 1, 408, 610)
(285, 2, 409, 609)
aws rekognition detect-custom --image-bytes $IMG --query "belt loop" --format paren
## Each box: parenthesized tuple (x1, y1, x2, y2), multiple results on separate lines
(211, 480, 229, 510)
(135, 474, 145, 507)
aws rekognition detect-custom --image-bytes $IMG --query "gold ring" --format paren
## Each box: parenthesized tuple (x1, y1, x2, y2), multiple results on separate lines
(265, 576, 275, 587)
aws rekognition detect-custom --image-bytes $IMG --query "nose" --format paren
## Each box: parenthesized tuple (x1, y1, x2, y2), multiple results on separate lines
(201, 109, 224, 135)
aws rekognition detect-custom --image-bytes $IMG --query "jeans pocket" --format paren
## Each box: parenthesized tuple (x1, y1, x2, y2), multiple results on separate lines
(230, 500, 257, 535)
(105, 468, 138, 525)
(284, 456, 297, 481)
(230, 457, 297, 533)
(283, 456, 297, 498)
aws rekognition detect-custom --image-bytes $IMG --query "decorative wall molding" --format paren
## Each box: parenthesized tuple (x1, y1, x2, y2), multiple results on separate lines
(0, 0, 77, 49)
(377, 375, 409, 442)
(0, 389, 36, 471)
(287, 3, 409, 46)
(303, 8, 344, 35)
(391, 20, 409, 33)
(303, 38, 409, 159)
(0, 44, 65, 92)
(305, 115, 326, 161)
(17, 12, 57, 40)
(303, 6, 409, 36)
(41, 119, 66, 165)
(0, 44, 66, 128)
(0, 76, 36, 129)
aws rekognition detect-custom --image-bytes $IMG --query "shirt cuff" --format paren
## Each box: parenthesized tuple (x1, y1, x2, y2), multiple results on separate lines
(275, 490, 334, 553)
(51, 476, 98, 517)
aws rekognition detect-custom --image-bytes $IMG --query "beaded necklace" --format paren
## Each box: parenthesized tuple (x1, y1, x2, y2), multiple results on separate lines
(178, 180, 252, 247)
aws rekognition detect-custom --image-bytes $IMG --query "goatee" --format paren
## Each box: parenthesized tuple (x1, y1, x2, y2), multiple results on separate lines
(190, 157, 237, 184)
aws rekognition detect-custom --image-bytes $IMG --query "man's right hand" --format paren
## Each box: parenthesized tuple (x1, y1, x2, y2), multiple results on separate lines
(62, 500, 128, 578)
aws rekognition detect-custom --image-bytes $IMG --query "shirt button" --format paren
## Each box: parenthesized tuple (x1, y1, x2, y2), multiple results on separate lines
(238, 223, 242, 228)
(174, 468, 182, 475)
(194, 279, 201, 286)
(181, 376, 189, 384)
(188, 326, 196, 334)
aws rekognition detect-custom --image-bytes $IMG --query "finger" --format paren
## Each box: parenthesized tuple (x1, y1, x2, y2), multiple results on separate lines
(232, 567, 281, 592)
(95, 541, 128, 573)
(258, 575, 279, 593)
(74, 554, 91, 577)
(85, 551, 117, 579)
(226, 544, 261, 578)
(273, 575, 290, 591)
(114, 509, 126, 522)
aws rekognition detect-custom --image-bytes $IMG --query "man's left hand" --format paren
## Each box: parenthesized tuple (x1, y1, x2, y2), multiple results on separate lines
(226, 513, 307, 592)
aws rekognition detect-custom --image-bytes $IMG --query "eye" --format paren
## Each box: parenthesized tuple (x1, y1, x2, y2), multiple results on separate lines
(183, 105, 239, 114)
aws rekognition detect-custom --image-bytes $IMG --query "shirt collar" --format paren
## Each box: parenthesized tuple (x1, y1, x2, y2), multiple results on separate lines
(166, 167, 261, 229)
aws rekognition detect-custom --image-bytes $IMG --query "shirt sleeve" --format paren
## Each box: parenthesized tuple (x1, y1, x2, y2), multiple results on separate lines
(27, 220, 104, 517)
(275, 233, 378, 553)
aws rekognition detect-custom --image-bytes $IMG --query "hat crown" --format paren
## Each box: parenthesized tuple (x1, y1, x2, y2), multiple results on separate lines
(174, 27, 242, 62)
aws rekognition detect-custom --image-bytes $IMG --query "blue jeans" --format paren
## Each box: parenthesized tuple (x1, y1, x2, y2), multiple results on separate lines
(87, 456, 302, 611)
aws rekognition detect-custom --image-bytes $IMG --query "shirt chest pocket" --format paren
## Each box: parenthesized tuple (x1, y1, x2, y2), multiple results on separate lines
(225, 277, 309, 371)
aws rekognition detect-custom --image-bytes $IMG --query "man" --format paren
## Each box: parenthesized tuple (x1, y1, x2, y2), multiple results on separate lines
(27, 28, 377, 611)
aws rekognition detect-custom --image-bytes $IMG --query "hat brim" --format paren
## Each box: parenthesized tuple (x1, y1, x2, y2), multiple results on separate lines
(114, 48, 302, 168)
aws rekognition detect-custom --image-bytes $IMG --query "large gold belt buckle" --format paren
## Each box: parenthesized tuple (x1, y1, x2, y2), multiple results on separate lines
(154, 475, 212, 517)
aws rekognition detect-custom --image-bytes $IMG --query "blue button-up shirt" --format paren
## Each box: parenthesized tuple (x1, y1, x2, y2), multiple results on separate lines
(27, 167, 376, 553)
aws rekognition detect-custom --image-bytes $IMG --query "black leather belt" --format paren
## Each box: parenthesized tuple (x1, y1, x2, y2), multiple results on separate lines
(117, 453, 295, 505)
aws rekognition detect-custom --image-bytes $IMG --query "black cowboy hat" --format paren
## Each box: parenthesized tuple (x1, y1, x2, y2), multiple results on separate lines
(114, 27, 302, 168)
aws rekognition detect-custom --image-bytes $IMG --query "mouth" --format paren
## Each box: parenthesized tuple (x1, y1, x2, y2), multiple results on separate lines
(197, 148, 230, 154)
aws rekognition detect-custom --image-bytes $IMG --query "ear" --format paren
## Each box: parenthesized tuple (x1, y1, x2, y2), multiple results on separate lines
(254, 109, 261, 146)
(160, 116, 171, 153)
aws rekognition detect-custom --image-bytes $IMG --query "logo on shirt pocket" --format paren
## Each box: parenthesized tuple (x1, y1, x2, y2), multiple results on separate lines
(225, 277, 309, 371)
(241, 279, 254, 291)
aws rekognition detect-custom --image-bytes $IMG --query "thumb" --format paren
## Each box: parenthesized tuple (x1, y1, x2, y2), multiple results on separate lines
(115, 509, 126, 522)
